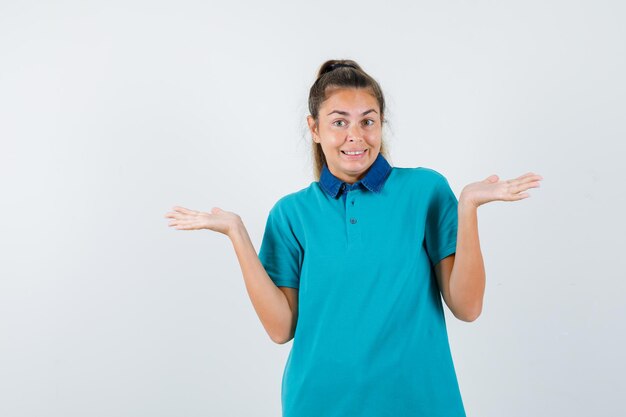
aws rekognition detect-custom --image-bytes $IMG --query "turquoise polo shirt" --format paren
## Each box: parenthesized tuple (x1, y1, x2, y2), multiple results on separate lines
(258, 153, 466, 417)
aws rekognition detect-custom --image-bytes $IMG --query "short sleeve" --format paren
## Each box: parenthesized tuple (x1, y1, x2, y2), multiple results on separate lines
(258, 204, 303, 289)
(424, 174, 458, 267)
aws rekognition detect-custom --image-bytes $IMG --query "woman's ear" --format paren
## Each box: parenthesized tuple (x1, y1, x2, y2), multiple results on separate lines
(307, 115, 319, 143)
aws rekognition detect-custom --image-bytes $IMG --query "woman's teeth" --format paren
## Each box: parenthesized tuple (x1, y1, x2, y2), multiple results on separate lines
(342, 150, 365, 155)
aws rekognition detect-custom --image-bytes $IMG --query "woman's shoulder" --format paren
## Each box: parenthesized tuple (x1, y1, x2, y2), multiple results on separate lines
(391, 165, 450, 185)
(267, 181, 318, 215)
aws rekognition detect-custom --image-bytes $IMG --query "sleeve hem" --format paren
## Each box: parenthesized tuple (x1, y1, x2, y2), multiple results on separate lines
(273, 280, 299, 289)
(433, 243, 457, 266)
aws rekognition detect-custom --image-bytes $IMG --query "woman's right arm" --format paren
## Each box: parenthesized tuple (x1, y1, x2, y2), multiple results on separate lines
(165, 206, 296, 344)
(229, 222, 298, 344)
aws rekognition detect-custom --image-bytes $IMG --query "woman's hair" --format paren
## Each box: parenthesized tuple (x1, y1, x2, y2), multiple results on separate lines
(308, 59, 390, 179)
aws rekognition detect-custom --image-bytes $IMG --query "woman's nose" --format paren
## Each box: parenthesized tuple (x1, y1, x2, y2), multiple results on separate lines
(347, 125, 363, 141)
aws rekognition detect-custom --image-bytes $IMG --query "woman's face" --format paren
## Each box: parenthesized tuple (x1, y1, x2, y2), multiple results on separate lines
(308, 87, 383, 184)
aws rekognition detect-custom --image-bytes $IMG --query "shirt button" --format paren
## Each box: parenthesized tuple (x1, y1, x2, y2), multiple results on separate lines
(351, 200, 354, 205)
(350, 218, 357, 224)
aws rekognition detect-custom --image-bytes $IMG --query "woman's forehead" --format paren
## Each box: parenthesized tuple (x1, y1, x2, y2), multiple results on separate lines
(321, 87, 379, 112)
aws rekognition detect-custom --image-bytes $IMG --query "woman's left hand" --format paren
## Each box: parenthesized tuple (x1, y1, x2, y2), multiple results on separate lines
(459, 172, 543, 208)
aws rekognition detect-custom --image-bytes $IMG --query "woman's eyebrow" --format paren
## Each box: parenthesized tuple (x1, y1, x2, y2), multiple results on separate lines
(327, 109, 378, 116)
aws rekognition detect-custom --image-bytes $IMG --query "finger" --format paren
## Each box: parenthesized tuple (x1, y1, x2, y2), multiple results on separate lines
(178, 220, 202, 230)
(523, 180, 542, 190)
(509, 176, 542, 188)
(506, 173, 533, 185)
(520, 173, 543, 182)
(173, 206, 197, 214)
(504, 191, 530, 201)
(515, 180, 541, 192)
(169, 218, 194, 227)
(517, 173, 544, 183)
(509, 183, 539, 196)
(165, 212, 186, 220)
(507, 177, 527, 185)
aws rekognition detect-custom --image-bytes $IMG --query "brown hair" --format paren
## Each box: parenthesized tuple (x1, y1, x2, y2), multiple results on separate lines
(308, 59, 390, 180)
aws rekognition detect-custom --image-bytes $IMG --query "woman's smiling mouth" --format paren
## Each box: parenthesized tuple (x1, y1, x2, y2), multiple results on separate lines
(341, 149, 367, 159)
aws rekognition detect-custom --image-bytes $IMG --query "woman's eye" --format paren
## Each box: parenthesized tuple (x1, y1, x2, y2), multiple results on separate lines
(333, 120, 346, 127)
(363, 119, 375, 126)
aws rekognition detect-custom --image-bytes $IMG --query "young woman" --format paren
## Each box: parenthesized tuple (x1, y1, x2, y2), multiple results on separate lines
(164, 59, 543, 417)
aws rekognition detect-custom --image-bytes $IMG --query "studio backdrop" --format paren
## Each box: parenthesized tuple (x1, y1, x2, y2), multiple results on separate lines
(1, 1, 624, 416)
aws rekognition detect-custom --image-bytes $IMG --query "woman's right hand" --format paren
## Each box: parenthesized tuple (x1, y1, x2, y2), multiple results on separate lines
(164, 206, 242, 237)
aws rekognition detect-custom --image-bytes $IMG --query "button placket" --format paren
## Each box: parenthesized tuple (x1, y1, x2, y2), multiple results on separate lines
(345, 189, 362, 246)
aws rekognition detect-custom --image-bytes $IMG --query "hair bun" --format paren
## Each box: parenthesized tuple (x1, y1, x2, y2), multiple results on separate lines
(326, 63, 357, 72)
(317, 60, 362, 78)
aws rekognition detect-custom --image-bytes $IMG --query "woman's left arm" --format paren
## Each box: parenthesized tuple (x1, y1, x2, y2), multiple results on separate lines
(435, 172, 543, 322)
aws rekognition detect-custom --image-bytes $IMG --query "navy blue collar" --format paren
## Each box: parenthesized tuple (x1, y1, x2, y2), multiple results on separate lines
(318, 152, 392, 199)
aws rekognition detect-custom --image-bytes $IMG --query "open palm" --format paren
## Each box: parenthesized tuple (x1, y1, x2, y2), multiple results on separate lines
(461, 172, 543, 208)
(164, 206, 241, 236)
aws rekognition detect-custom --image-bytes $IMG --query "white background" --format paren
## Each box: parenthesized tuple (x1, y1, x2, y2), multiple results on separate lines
(1, 1, 624, 416)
